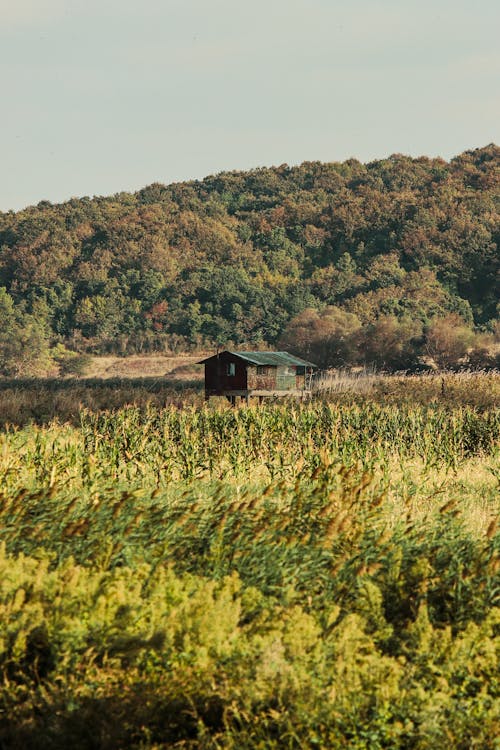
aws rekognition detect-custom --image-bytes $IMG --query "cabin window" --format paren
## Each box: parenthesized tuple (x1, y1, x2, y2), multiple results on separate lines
(226, 362, 236, 376)
(257, 365, 271, 375)
(284, 366, 296, 375)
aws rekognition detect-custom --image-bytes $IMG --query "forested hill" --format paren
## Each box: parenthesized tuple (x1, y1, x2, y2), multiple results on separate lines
(0, 145, 498, 373)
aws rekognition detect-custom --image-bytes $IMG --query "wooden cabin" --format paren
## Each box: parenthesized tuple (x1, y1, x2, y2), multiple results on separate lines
(198, 350, 317, 403)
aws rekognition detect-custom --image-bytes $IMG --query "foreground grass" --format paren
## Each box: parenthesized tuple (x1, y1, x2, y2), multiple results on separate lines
(0, 395, 498, 748)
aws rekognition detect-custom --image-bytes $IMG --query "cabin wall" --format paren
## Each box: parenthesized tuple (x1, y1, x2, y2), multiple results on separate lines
(248, 365, 304, 391)
(247, 365, 277, 390)
(275, 365, 297, 391)
(204, 353, 247, 394)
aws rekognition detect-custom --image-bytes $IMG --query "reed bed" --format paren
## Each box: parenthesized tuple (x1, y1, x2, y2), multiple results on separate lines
(0, 370, 497, 427)
(314, 368, 500, 409)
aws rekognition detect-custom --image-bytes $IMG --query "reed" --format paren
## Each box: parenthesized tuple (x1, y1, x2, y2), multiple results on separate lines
(0, 389, 498, 748)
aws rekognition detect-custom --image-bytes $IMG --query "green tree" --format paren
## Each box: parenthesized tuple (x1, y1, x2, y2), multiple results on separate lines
(0, 145, 497, 353)
(0, 288, 52, 376)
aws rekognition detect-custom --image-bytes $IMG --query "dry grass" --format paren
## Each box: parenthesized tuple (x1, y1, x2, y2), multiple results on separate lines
(0, 369, 496, 427)
(0, 380, 203, 426)
(383, 455, 500, 536)
(84, 353, 206, 379)
(315, 369, 500, 409)
(314, 367, 379, 395)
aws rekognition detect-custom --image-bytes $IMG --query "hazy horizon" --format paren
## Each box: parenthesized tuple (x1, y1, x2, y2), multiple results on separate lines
(1, 0, 498, 212)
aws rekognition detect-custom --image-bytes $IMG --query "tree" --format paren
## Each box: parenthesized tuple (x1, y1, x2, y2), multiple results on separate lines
(364, 253, 406, 289)
(310, 252, 365, 302)
(357, 316, 423, 370)
(280, 306, 362, 368)
(0, 288, 52, 376)
(424, 315, 474, 369)
(0, 146, 497, 354)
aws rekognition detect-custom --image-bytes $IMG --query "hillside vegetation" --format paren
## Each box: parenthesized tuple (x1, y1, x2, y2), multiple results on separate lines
(0, 145, 498, 373)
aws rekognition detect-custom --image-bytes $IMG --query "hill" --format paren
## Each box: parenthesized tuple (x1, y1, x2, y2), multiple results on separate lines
(0, 145, 498, 373)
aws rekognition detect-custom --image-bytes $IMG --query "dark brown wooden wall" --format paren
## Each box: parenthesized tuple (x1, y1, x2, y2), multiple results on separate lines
(204, 353, 247, 393)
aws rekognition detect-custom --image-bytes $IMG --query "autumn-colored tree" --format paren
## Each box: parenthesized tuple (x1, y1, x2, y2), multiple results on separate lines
(424, 315, 475, 369)
(357, 316, 423, 370)
(280, 306, 362, 368)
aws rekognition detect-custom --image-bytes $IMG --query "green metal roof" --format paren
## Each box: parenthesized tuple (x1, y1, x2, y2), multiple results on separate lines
(199, 350, 316, 367)
(234, 351, 316, 367)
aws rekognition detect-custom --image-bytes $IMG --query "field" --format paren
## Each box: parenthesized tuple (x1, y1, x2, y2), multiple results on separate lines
(0, 372, 498, 749)
(80, 354, 205, 380)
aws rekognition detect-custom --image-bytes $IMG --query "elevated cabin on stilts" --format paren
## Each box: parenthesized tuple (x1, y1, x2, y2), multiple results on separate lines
(198, 351, 317, 404)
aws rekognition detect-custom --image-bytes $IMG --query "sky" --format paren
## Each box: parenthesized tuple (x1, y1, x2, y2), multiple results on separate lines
(1, 0, 498, 211)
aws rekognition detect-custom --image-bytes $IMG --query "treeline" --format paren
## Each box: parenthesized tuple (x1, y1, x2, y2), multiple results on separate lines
(0, 144, 498, 374)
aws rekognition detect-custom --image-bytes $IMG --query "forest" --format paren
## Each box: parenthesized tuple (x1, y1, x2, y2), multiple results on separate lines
(0, 144, 498, 374)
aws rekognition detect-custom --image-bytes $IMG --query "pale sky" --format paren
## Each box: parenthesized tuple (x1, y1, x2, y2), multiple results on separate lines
(1, 0, 498, 211)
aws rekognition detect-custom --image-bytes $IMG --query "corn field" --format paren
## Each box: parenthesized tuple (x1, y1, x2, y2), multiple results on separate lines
(0, 387, 499, 748)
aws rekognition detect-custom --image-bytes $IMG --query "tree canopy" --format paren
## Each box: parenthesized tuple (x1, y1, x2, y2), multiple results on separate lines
(0, 145, 498, 372)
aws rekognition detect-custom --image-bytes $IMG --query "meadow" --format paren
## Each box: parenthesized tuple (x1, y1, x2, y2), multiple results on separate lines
(0, 372, 498, 749)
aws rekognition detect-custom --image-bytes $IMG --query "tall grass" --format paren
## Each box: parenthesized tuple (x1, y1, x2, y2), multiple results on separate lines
(314, 368, 500, 409)
(0, 370, 497, 427)
(0, 386, 498, 748)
